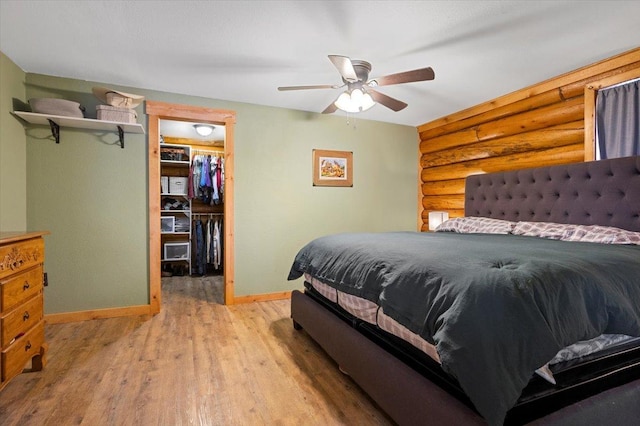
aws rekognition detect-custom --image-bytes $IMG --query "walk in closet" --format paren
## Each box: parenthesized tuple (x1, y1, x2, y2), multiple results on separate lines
(160, 119, 225, 278)
(147, 101, 236, 308)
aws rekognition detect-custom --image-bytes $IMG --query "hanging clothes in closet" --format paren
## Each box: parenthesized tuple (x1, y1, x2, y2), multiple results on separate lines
(189, 149, 224, 276)
(192, 214, 223, 276)
(189, 152, 224, 206)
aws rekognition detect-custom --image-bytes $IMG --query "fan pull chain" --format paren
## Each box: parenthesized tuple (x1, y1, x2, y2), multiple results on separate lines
(345, 112, 357, 130)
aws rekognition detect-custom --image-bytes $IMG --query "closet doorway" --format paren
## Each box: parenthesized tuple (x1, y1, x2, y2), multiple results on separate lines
(146, 101, 236, 311)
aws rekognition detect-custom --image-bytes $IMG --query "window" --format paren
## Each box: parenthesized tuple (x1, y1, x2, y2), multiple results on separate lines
(584, 69, 640, 161)
(595, 78, 640, 159)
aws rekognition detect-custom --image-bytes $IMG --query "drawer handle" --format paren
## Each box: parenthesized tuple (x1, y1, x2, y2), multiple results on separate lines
(25, 341, 32, 351)
(23, 311, 30, 321)
(23, 281, 30, 291)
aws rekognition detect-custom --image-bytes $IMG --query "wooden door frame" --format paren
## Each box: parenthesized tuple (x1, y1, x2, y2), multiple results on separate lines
(146, 101, 236, 312)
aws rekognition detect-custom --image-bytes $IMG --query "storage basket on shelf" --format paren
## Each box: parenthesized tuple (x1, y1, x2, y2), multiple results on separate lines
(164, 242, 189, 260)
(160, 217, 175, 233)
(96, 105, 137, 124)
(160, 145, 189, 161)
(174, 217, 190, 233)
(168, 177, 188, 195)
(161, 176, 169, 194)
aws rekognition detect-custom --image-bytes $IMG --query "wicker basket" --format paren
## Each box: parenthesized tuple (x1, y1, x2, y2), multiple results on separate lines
(96, 105, 137, 123)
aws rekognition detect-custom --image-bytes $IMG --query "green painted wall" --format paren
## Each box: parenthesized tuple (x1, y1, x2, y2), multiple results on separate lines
(24, 74, 149, 312)
(15, 70, 417, 314)
(0, 52, 27, 231)
(232, 104, 420, 297)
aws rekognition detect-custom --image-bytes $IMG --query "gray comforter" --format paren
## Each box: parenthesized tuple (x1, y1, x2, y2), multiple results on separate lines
(287, 232, 640, 425)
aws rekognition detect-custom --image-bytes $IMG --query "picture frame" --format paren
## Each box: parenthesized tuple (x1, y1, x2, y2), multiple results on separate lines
(312, 149, 353, 187)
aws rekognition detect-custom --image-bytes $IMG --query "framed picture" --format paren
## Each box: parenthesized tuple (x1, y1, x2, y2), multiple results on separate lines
(312, 149, 353, 187)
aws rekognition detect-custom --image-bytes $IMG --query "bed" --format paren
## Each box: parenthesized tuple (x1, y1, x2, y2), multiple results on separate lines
(288, 155, 640, 425)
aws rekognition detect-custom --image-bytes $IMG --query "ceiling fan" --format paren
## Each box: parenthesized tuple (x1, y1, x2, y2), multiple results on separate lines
(277, 55, 435, 114)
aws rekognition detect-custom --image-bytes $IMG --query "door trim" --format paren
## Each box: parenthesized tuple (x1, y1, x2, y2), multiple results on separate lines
(146, 101, 237, 312)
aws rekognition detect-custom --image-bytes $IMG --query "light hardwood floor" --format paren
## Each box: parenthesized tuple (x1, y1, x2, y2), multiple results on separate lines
(0, 276, 393, 425)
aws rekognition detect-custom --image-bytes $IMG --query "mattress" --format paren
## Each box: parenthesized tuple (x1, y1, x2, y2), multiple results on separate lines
(305, 272, 640, 384)
(302, 272, 640, 424)
(306, 273, 442, 361)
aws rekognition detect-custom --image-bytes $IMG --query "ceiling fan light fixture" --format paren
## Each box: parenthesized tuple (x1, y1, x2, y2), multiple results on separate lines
(351, 88, 364, 103)
(193, 124, 214, 137)
(280, 55, 434, 115)
(334, 89, 376, 113)
(334, 92, 355, 112)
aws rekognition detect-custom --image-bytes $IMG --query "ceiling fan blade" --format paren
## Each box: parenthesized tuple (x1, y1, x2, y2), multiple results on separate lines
(370, 67, 435, 87)
(328, 55, 358, 82)
(322, 101, 338, 114)
(278, 84, 339, 91)
(367, 89, 408, 112)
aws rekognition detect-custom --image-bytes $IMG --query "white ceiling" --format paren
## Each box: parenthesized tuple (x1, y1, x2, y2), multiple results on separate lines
(1, 1, 639, 128)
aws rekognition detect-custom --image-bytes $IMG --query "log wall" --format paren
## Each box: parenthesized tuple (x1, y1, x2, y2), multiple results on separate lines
(417, 48, 640, 231)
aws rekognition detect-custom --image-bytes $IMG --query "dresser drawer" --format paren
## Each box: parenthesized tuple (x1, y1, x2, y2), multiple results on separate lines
(1, 266, 43, 312)
(0, 237, 45, 281)
(1, 295, 43, 348)
(2, 321, 44, 382)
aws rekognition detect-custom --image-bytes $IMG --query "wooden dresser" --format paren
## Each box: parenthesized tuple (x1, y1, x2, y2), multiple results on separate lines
(0, 231, 48, 391)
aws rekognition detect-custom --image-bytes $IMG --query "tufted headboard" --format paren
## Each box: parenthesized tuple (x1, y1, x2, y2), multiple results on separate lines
(465, 156, 640, 232)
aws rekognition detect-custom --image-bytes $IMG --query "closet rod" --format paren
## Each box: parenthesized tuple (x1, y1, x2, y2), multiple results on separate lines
(192, 212, 224, 216)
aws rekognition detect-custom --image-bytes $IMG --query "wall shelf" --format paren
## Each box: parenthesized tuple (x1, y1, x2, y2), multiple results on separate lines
(13, 111, 145, 148)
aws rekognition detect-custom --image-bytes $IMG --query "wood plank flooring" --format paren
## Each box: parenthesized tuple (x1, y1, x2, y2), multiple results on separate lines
(0, 276, 393, 425)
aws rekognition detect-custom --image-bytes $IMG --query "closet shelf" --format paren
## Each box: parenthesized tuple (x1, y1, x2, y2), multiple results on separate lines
(13, 111, 145, 148)
(161, 193, 189, 197)
(160, 160, 190, 167)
